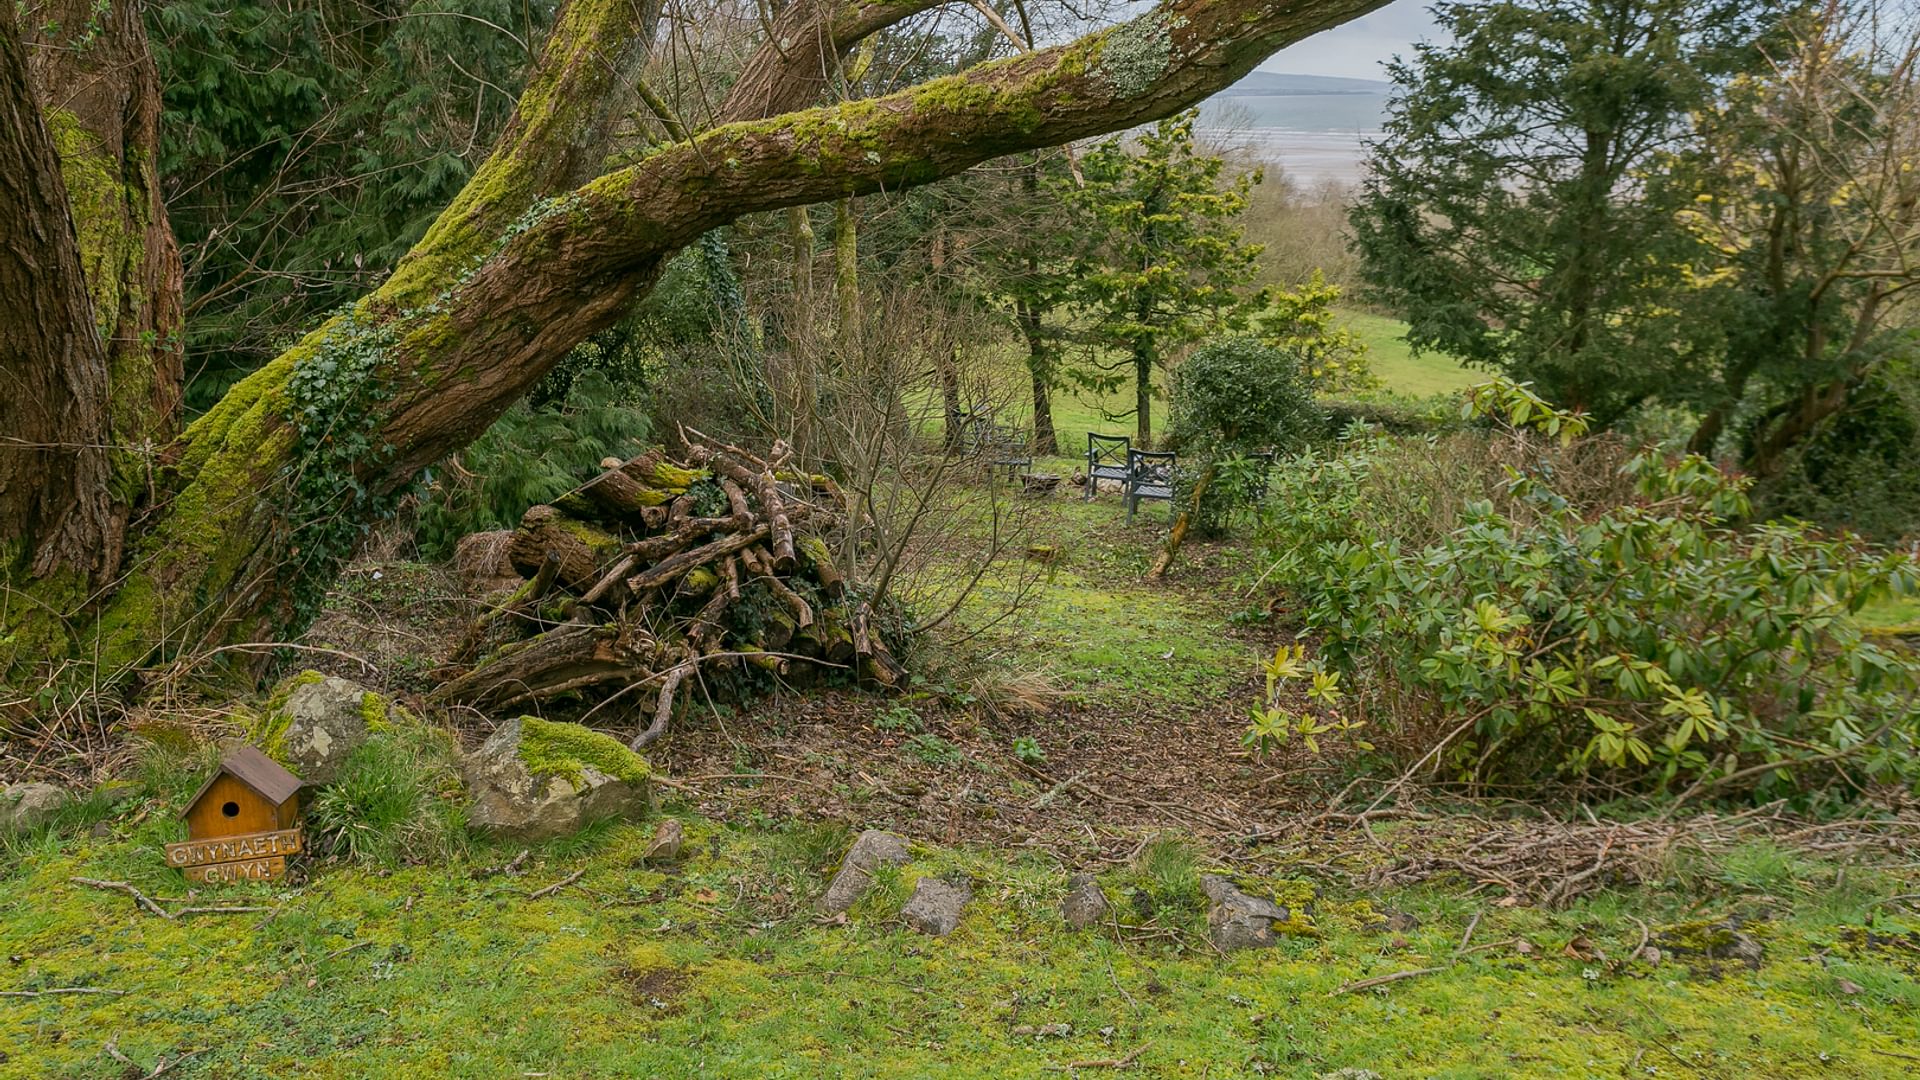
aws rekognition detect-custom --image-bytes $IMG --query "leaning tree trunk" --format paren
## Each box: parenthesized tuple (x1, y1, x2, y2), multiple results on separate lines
(1, 0, 1391, 701)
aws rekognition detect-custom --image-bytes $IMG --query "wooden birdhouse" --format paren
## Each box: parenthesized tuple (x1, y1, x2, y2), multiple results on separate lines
(165, 746, 304, 883)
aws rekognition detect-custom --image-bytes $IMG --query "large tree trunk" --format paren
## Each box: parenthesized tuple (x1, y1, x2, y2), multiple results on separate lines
(2, 0, 182, 680)
(2, 0, 1391, 698)
(0, 2, 119, 586)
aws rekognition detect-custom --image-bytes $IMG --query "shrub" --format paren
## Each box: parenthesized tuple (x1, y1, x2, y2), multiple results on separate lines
(1167, 337, 1319, 535)
(1255, 378, 1920, 804)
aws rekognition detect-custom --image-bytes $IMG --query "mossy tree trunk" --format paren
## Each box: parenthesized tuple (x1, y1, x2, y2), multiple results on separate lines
(1, 0, 1391, 701)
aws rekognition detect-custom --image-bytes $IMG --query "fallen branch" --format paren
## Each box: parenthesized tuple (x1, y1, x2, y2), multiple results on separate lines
(1330, 966, 1443, 996)
(0, 986, 128, 998)
(71, 877, 173, 919)
(528, 869, 585, 900)
(1052, 1041, 1153, 1070)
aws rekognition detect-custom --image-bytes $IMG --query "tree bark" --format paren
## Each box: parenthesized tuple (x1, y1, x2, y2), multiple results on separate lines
(834, 197, 859, 337)
(0, 3, 120, 587)
(1019, 292, 1056, 455)
(1133, 334, 1156, 447)
(6, 0, 1392, 692)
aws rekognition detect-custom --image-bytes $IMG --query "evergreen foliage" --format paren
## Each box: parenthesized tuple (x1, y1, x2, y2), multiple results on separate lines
(1061, 110, 1266, 445)
(148, 0, 556, 409)
(1349, 0, 1787, 426)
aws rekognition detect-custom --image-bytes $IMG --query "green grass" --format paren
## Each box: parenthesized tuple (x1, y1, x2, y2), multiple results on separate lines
(947, 309, 1478, 460)
(1338, 309, 1482, 398)
(3, 805, 1916, 1078)
(1860, 592, 1920, 635)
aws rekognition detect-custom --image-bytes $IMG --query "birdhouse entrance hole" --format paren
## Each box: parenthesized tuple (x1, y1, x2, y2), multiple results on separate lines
(222, 801, 240, 817)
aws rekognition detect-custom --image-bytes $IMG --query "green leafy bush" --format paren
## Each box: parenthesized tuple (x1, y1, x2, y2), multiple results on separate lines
(1167, 337, 1319, 534)
(1256, 379, 1920, 804)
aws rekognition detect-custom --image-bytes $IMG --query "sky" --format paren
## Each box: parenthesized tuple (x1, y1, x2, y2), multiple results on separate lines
(1256, 1, 1443, 82)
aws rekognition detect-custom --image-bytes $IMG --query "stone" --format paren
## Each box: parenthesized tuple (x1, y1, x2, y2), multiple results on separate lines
(464, 717, 650, 841)
(277, 675, 379, 784)
(818, 829, 912, 915)
(1, 783, 67, 831)
(900, 876, 972, 937)
(1060, 873, 1110, 930)
(1317, 1070, 1384, 1080)
(1201, 874, 1292, 951)
(644, 818, 685, 863)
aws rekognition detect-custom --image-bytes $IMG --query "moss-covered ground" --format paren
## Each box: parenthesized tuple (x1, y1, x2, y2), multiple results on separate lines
(4, 798, 1918, 1078)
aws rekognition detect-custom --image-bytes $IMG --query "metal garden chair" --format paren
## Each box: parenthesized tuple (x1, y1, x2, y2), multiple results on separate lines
(1125, 448, 1176, 524)
(1084, 433, 1131, 500)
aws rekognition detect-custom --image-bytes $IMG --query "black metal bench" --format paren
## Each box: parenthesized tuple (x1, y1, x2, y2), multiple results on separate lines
(1085, 433, 1131, 501)
(1125, 448, 1176, 523)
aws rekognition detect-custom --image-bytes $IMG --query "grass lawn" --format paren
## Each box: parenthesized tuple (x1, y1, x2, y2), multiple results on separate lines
(1338, 309, 1482, 398)
(5, 804, 1917, 1078)
(960, 309, 1478, 462)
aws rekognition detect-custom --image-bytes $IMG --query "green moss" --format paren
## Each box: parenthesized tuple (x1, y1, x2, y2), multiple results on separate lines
(46, 110, 134, 339)
(516, 717, 651, 787)
(1, 811, 1915, 1077)
(249, 670, 327, 761)
(360, 691, 391, 731)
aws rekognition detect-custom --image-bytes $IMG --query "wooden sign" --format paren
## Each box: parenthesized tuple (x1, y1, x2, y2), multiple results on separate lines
(166, 827, 303, 883)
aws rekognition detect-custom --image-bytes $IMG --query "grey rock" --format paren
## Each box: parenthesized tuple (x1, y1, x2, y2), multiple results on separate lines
(818, 829, 912, 914)
(1060, 873, 1110, 930)
(644, 818, 685, 862)
(1201, 873, 1292, 951)
(1, 783, 67, 831)
(900, 876, 972, 937)
(463, 718, 648, 841)
(280, 676, 377, 783)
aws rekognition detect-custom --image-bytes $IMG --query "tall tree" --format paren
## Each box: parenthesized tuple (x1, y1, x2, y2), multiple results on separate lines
(1, 0, 1391, 703)
(1349, 0, 1787, 425)
(1670, 0, 1920, 475)
(1063, 110, 1265, 445)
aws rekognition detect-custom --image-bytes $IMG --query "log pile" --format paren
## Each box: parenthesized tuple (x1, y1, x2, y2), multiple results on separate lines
(433, 432, 903, 748)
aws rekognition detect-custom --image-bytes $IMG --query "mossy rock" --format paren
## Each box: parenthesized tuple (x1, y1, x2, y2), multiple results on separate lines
(464, 717, 651, 841)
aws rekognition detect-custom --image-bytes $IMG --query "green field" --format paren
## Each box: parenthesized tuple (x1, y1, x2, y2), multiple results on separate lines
(968, 309, 1478, 460)
(1339, 309, 1483, 397)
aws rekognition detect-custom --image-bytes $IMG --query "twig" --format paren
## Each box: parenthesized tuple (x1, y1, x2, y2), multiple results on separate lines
(173, 905, 270, 917)
(0, 986, 128, 999)
(1029, 770, 1088, 810)
(116, 1043, 207, 1079)
(1457, 908, 1484, 953)
(1330, 967, 1443, 996)
(71, 877, 173, 919)
(528, 869, 585, 899)
(308, 940, 376, 969)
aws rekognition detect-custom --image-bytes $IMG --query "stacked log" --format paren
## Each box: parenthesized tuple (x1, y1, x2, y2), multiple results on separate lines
(434, 432, 904, 747)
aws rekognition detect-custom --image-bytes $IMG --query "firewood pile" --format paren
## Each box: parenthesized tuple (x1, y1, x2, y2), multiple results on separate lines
(433, 431, 903, 748)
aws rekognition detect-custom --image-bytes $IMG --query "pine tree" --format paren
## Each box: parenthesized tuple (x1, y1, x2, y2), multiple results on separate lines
(1062, 111, 1266, 446)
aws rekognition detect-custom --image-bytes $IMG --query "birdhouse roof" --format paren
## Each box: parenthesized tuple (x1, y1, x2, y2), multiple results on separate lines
(180, 745, 303, 818)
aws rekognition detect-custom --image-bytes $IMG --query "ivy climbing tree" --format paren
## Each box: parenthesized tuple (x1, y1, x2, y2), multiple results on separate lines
(0, 0, 1391, 710)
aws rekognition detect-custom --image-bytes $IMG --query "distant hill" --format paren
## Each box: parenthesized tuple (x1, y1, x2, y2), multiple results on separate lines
(1219, 71, 1391, 96)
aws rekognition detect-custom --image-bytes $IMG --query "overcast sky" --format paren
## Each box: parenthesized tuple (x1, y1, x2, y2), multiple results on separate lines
(1257, 1, 1444, 82)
